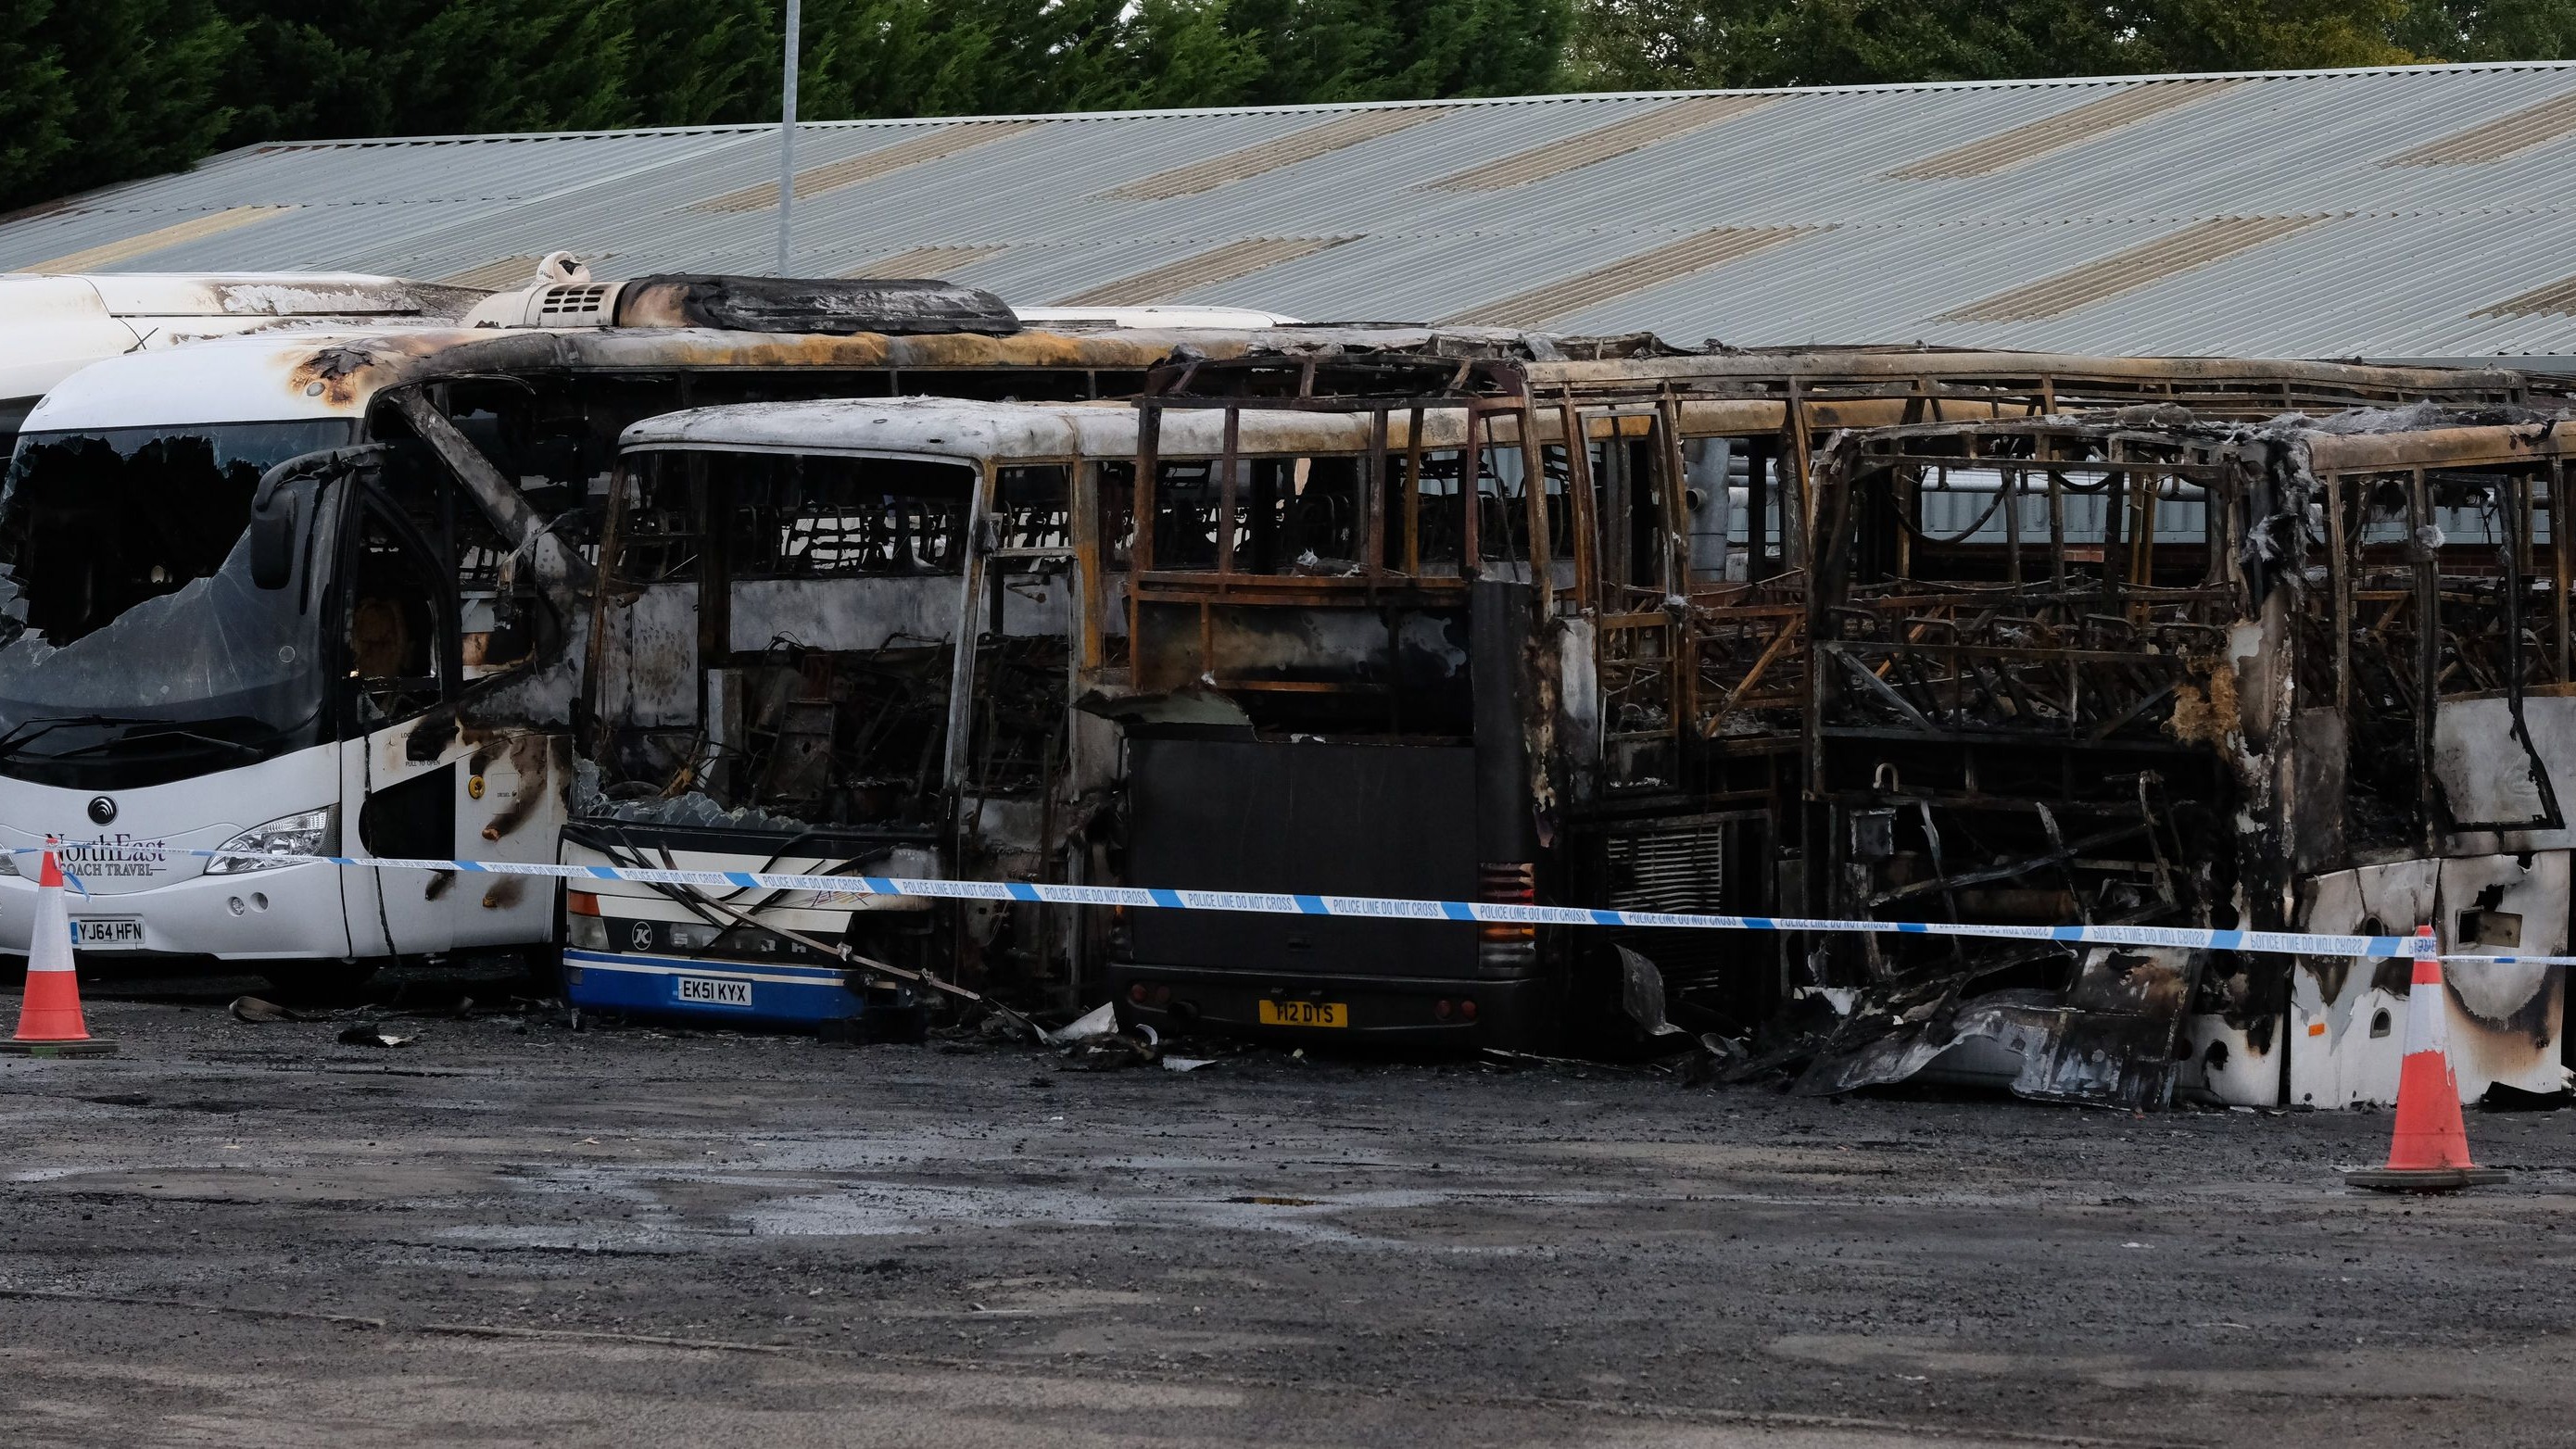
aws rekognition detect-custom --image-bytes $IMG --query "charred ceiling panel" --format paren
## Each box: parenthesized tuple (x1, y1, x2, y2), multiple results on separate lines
(730, 576, 960, 654)
(1132, 601, 1466, 699)
(2291, 707, 2349, 876)
(594, 583, 701, 729)
(2431, 694, 2567, 834)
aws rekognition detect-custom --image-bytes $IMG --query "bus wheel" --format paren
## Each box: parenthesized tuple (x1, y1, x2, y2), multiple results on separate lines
(259, 959, 383, 1005)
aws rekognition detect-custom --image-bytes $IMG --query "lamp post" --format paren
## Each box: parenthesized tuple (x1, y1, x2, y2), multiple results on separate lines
(777, 0, 800, 275)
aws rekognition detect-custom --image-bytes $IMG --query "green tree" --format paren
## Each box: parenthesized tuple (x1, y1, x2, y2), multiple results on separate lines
(630, 0, 778, 125)
(2393, 0, 2576, 59)
(212, 1, 417, 146)
(0, 2, 76, 207)
(1570, 0, 2431, 90)
(2143, 0, 2419, 69)
(1572, 0, 2115, 89)
(1122, 0, 1269, 109)
(404, 0, 640, 134)
(794, 0, 1269, 119)
(1231, 0, 1570, 103)
(1, 0, 236, 211)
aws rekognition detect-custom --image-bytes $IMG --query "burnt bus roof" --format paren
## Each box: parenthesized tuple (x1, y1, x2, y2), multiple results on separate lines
(1828, 403, 2576, 474)
(18, 323, 1307, 433)
(620, 396, 1463, 460)
(610, 274, 1018, 335)
(22, 314, 2557, 437)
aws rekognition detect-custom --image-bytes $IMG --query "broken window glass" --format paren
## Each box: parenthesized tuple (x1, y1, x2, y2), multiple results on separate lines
(0, 423, 351, 644)
(613, 451, 707, 586)
(1149, 459, 1223, 570)
(342, 500, 447, 728)
(0, 422, 354, 786)
(712, 452, 976, 579)
(373, 436, 537, 682)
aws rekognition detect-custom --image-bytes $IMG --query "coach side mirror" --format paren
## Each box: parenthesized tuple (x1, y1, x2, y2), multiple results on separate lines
(248, 444, 384, 591)
(249, 489, 298, 590)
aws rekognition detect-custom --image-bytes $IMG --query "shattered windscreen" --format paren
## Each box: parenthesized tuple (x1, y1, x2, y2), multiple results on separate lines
(0, 421, 355, 787)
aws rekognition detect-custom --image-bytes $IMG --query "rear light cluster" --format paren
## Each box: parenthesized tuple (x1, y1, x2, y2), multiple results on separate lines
(1477, 863, 1538, 974)
(1477, 862, 1536, 943)
(1127, 980, 1173, 1006)
(1433, 998, 1478, 1021)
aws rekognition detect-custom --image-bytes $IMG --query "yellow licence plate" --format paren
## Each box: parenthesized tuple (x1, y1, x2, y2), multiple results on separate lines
(1258, 1000, 1347, 1028)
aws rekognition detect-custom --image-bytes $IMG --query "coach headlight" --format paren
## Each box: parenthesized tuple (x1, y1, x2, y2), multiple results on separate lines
(206, 807, 338, 875)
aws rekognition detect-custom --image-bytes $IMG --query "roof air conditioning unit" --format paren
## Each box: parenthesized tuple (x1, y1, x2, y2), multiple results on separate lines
(465, 270, 1019, 336)
(462, 251, 620, 329)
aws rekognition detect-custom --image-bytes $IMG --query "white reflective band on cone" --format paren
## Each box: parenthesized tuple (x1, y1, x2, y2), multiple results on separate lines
(2406, 978, 2445, 1055)
(28, 854, 71, 974)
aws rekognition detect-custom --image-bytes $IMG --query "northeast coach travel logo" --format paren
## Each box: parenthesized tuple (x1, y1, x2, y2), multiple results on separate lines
(57, 834, 170, 878)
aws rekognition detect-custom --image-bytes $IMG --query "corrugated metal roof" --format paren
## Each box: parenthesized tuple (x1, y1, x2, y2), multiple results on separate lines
(1105, 108, 1453, 199)
(2478, 269, 2576, 318)
(694, 120, 1045, 210)
(1885, 78, 2249, 180)
(1425, 94, 1773, 190)
(1447, 226, 1825, 325)
(26, 206, 294, 272)
(1057, 234, 1354, 305)
(9, 61, 2576, 359)
(841, 243, 1011, 280)
(1935, 214, 2328, 321)
(2383, 89, 2576, 166)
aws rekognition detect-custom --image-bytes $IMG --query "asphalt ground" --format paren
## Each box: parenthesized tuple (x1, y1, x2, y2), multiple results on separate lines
(0, 964, 2571, 1448)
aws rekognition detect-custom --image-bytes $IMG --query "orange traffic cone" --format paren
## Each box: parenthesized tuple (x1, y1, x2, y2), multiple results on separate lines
(2347, 926, 2500, 1191)
(2, 843, 115, 1057)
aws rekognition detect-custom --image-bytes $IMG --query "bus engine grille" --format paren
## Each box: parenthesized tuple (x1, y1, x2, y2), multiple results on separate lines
(1604, 823, 1724, 913)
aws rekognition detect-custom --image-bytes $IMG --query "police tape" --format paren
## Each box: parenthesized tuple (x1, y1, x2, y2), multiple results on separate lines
(14, 843, 2576, 968)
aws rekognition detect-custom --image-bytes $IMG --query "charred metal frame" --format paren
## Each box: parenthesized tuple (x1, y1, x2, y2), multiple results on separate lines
(1780, 410, 2576, 1106)
(1098, 349, 2565, 1052)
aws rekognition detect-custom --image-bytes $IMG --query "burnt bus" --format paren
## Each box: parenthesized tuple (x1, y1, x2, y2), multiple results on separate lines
(1784, 410, 2576, 1110)
(0, 268, 1333, 992)
(554, 339, 2549, 1042)
(568, 397, 1482, 1021)
(1099, 349, 2553, 1051)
